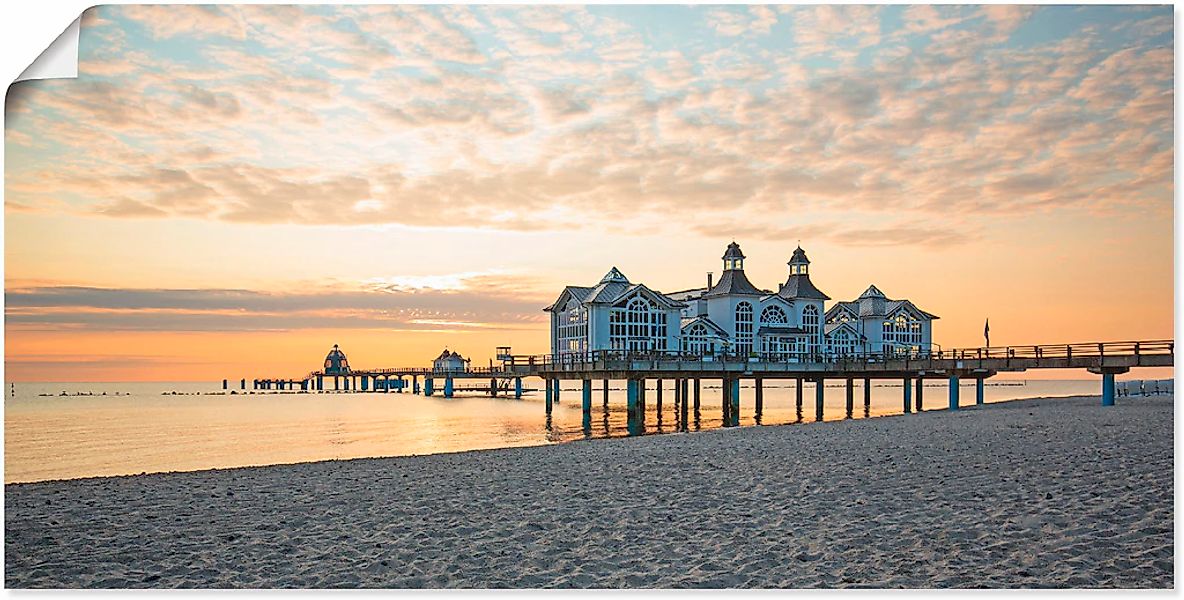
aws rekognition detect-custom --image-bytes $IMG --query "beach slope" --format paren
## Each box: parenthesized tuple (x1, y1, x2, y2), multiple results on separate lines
(5, 394, 1173, 588)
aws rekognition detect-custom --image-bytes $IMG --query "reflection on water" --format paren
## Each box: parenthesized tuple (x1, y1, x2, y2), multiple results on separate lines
(5, 378, 1109, 483)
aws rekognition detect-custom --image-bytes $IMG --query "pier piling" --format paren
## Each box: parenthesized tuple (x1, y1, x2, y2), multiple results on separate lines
(755, 378, 764, 420)
(948, 375, 960, 410)
(814, 379, 825, 422)
(916, 379, 924, 411)
(845, 378, 854, 418)
(903, 377, 913, 414)
(976, 377, 985, 405)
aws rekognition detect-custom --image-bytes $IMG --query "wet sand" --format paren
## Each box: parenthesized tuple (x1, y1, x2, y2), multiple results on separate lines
(5, 394, 1173, 588)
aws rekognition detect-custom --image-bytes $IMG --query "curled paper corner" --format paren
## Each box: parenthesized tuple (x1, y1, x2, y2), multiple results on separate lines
(15, 16, 81, 83)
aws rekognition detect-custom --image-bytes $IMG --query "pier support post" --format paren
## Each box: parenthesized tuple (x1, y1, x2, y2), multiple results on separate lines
(552, 379, 561, 404)
(444, 377, 454, 398)
(602, 379, 610, 408)
(361, 376, 369, 392)
(398, 377, 404, 393)
(545, 378, 553, 413)
(627, 379, 643, 435)
(582, 379, 592, 431)
(515, 377, 523, 399)
(755, 378, 764, 419)
(656, 379, 664, 417)
(240, 378, 246, 390)
(490, 377, 498, 397)
(845, 378, 854, 418)
(863, 378, 871, 411)
(976, 377, 985, 405)
(316, 376, 323, 392)
(674, 378, 682, 410)
(413, 376, 420, 395)
(1088, 367, 1128, 406)
(334, 376, 340, 391)
(815, 378, 825, 422)
(903, 377, 913, 414)
(948, 375, 960, 410)
(721, 378, 739, 427)
(424, 378, 434, 397)
(796, 378, 804, 414)
(693, 378, 701, 413)
(679, 379, 689, 431)
(343, 377, 351, 392)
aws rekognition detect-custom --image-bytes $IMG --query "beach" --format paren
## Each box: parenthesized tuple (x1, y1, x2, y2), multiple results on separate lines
(5, 394, 1173, 588)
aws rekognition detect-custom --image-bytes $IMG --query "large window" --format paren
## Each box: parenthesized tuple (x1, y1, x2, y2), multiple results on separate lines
(829, 328, 860, 356)
(558, 301, 587, 355)
(735, 302, 754, 356)
(760, 305, 787, 325)
(609, 295, 668, 352)
(802, 305, 821, 356)
(882, 310, 922, 354)
(681, 322, 715, 356)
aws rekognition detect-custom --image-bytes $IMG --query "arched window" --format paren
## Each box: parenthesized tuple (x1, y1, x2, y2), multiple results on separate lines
(682, 322, 713, 355)
(609, 294, 668, 352)
(760, 305, 787, 325)
(802, 305, 820, 356)
(735, 302, 754, 356)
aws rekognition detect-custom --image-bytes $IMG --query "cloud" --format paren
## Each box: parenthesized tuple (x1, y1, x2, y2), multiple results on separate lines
(6, 275, 552, 333)
(4, 5, 1173, 240)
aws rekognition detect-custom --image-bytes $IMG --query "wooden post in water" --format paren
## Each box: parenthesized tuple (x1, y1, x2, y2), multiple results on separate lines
(514, 377, 522, 399)
(976, 377, 985, 405)
(916, 378, 924, 411)
(903, 376, 912, 413)
(626, 379, 642, 435)
(721, 378, 731, 426)
(602, 379, 610, 408)
(222, 379, 228, 390)
(845, 378, 854, 418)
(679, 379, 689, 431)
(443, 377, 454, 398)
(545, 378, 553, 413)
(655, 379, 664, 418)
(948, 375, 960, 410)
(796, 378, 804, 413)
(693, 378, 701, 413)
(423, 377, 434, 397)
(552, 378, 561, 404)
(814, 378, 825, 422)
(754, 378, 764, 419)
(582, 379, 592, 429)
(863, 378, 871, 411)
(724, 381, 734, 428)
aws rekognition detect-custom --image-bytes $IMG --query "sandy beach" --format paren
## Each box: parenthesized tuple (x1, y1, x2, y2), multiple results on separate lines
(5, 394, 1173, 588)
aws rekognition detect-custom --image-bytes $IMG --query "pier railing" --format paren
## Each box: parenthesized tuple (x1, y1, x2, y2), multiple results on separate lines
(501, 339, 1174, 376)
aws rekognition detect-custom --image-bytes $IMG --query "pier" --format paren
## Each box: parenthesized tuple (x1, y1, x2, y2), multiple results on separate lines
(247, 339, 1172, 433)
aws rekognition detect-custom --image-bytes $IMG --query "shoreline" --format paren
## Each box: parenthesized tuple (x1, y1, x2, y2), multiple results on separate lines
(5, 393, 1173, 588)
(6, 391, 1122, 486)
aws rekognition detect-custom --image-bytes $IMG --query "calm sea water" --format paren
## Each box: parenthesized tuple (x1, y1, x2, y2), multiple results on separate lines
(5, 378, 1108, 483)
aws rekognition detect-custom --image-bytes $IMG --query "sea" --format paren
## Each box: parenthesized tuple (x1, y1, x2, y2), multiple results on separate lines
(2, 378, 1131, 483)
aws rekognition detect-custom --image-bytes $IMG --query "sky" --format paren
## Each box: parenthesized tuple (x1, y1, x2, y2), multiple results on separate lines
(3, 4, 1174, 382)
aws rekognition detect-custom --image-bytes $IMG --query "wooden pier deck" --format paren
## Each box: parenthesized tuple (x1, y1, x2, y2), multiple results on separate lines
(243, 339, 1172, 428)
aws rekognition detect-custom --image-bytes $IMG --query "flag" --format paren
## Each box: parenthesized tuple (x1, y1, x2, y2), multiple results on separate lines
(984, 318, 990, 347)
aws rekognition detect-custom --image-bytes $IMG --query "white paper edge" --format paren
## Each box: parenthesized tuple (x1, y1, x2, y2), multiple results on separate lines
(15, 16, 80, 83)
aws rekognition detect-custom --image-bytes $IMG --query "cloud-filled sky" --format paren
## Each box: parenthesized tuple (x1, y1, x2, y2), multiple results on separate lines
(4, 4, 1174, 381)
